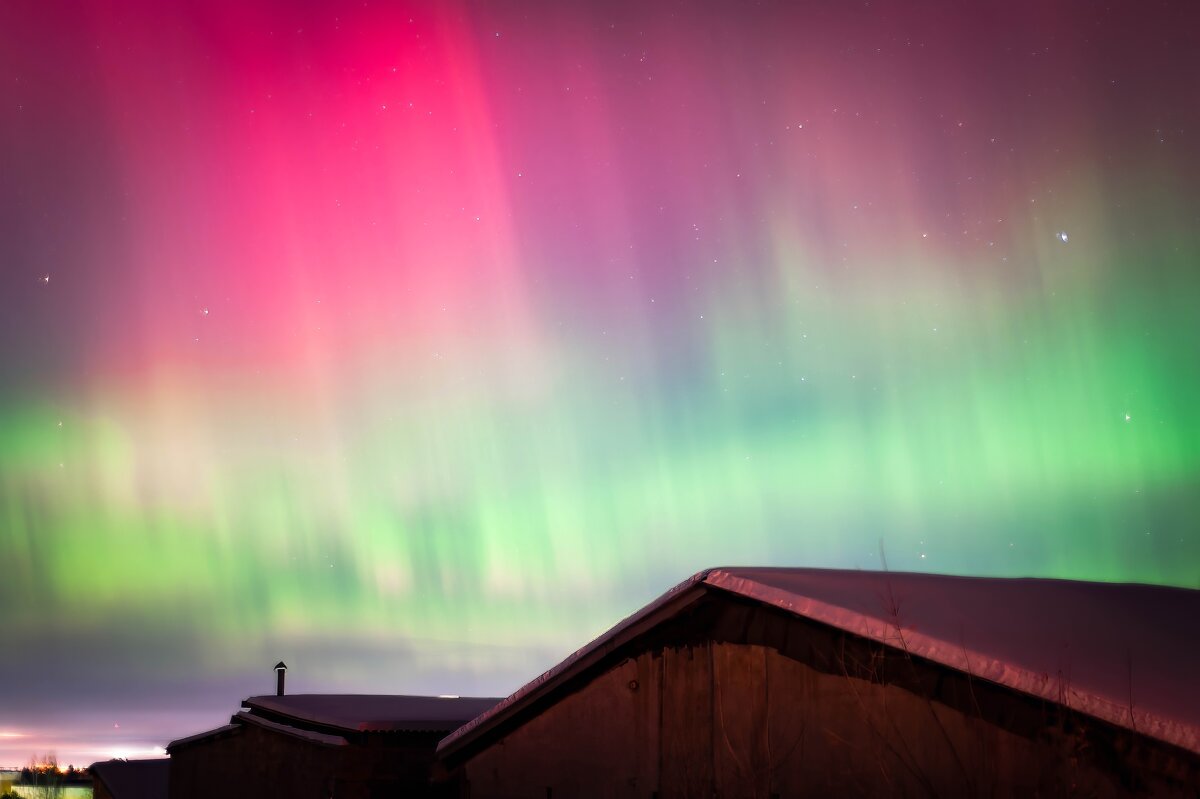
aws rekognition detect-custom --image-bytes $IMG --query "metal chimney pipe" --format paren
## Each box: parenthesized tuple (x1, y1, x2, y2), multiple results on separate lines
(274, 661, 287, 696)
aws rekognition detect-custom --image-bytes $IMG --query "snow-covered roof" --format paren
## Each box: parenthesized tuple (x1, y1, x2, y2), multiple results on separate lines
(243, 694, 501, 734)
(438, 567, 1200, 760)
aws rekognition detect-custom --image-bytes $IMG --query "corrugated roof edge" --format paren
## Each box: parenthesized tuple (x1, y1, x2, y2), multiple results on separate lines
(437, 567, 1200, 763)
(233, 711, 348, 747)
(436, 568, 714, 761)
(166, 723, 241, 752)
(703, 569, 1200, 757)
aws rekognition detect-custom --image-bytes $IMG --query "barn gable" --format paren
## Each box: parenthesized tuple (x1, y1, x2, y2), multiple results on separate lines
(436, 567, 1200, 797)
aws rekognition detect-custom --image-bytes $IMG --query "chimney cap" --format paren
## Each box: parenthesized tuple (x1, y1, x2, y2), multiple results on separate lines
(274, 661, 287, 671)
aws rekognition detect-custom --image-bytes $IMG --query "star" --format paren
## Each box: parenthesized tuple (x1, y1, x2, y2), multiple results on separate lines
(1124, 413, 1131, 422)
(201, 306, 210, 317)
(1057, 231, 1069, 243)
(41, 273, 50, 284)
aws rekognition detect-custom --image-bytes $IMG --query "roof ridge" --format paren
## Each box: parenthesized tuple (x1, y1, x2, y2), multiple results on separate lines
(438, 568, 1200, 762)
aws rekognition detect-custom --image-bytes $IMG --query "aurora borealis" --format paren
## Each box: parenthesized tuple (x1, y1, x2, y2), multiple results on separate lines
(1, 0, 1198, 767)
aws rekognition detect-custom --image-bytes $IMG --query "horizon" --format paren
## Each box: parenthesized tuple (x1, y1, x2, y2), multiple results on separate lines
(2, 0, 1198, 768)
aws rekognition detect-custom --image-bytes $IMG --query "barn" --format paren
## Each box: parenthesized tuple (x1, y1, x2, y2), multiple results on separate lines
(435, 567, 1200, 797)
(167, 692, 497, 799)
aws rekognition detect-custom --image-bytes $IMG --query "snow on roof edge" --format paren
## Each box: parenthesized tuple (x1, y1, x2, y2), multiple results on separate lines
(438, 567, 1200, 762)
(243, 694, 501, 733)
(704, 568, 1200, 756)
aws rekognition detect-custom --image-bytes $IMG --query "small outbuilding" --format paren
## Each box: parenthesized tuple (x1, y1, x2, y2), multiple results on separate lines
(89, 758, 169, 799)
(168, 693, 498, 799)
(436, 567, 1200, 797)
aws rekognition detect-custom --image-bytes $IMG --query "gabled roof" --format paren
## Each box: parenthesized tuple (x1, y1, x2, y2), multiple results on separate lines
(233, 710, 347, 746)
(166, 723, 241, 752)
(438, 567, 1200, 761)
(88, 758, 168, 799)
(243, 694, 501, 734)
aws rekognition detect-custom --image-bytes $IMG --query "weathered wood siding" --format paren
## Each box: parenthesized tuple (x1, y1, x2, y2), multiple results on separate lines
(458, 638, 1198, 797)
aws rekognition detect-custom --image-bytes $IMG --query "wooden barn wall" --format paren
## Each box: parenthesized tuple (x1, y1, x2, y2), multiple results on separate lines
(455, 598, 1200, 798)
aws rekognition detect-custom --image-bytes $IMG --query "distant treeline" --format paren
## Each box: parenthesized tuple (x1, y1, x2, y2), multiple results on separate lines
(10, 763, 92, 785)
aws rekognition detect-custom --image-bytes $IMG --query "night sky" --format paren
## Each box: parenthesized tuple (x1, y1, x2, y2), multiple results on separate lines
(2, 0, 1198, 767)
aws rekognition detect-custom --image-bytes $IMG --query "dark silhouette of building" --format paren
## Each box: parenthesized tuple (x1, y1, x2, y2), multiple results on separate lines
(168, 693, 498, 799)
(89, 758, 169, 799)
(435, 567, 1200, 797)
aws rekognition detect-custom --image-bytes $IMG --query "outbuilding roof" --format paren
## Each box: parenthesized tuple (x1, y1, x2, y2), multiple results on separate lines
(438, 567, 1200, 760)
(243, 693, 501, 734)
(232, 710, 348, 746)
(165, 723, 240, 752)
(88, 758, 168, 799)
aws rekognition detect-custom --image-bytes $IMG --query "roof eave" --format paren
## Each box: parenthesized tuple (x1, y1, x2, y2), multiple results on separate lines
(437, 569, 714, 763)
(438, 567, 1200, 762)
(241, 697, 357, 734)
(165, 723, 241, 753)
(234, 711, 349, 747)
